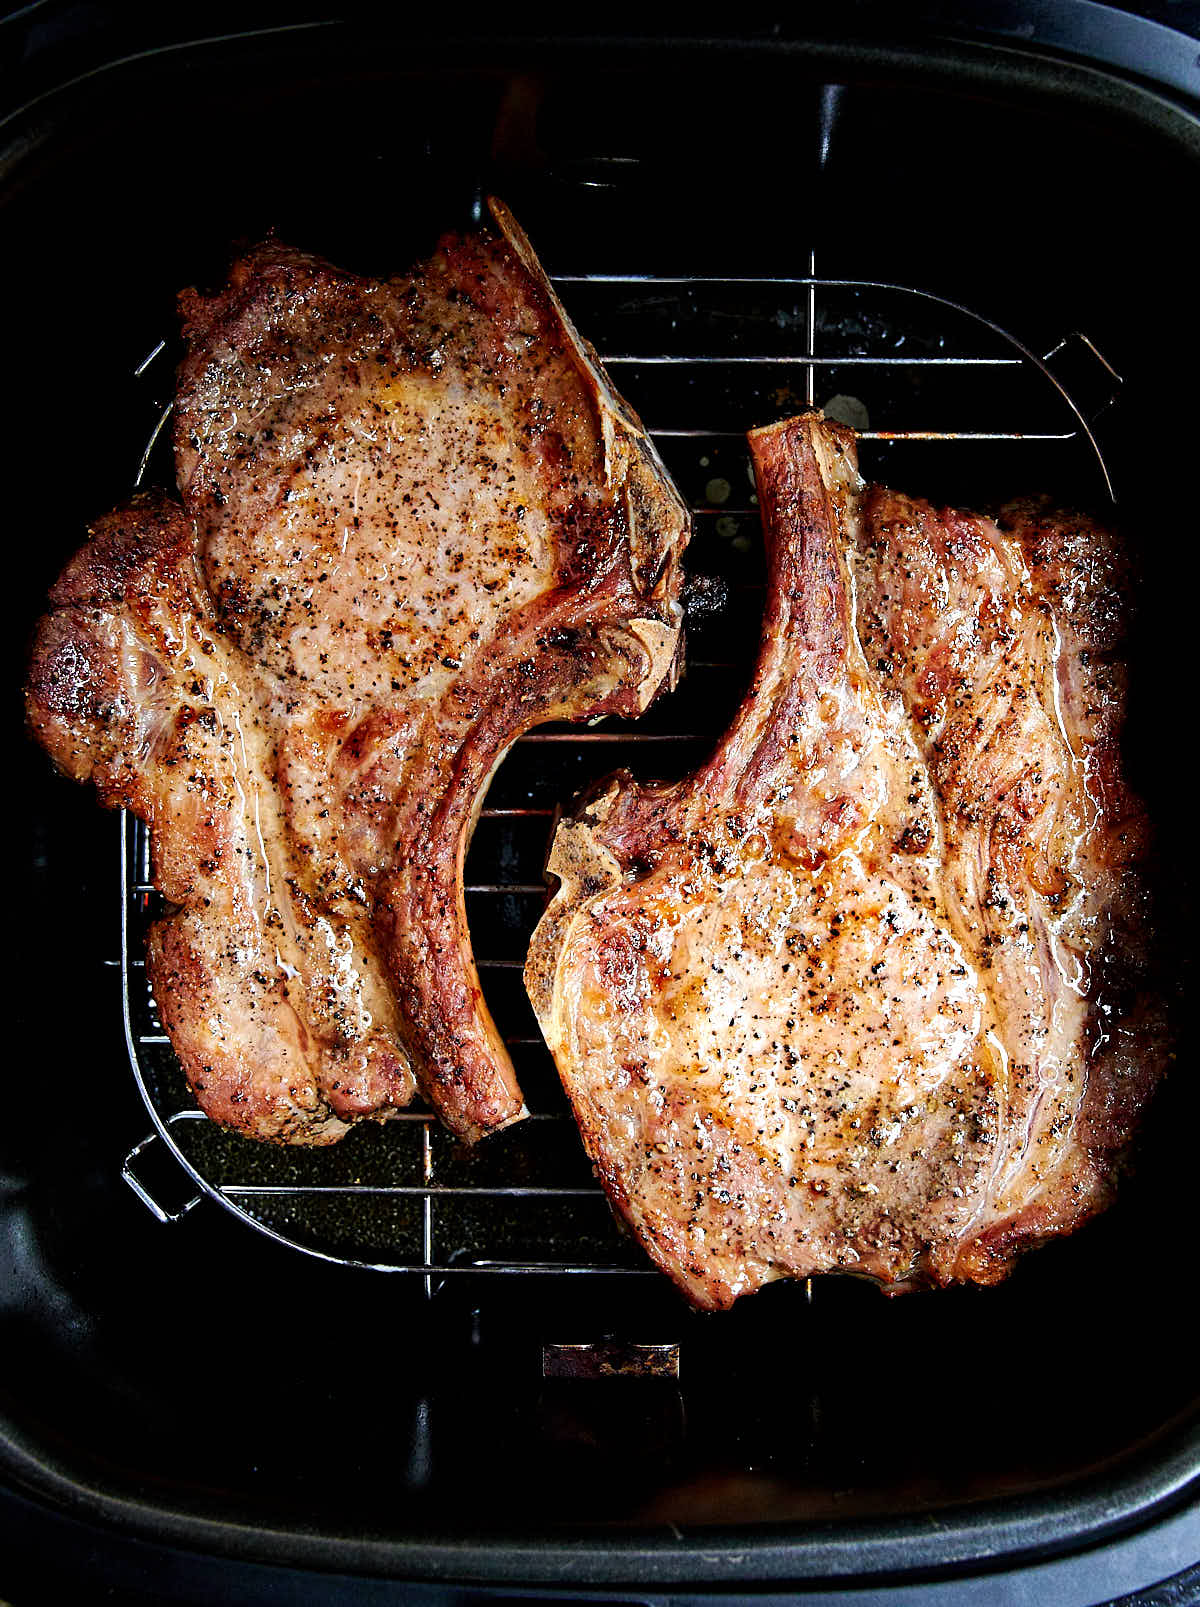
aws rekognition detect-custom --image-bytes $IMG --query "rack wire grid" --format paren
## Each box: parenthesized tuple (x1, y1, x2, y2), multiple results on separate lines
(117, 251, 1122, 1292)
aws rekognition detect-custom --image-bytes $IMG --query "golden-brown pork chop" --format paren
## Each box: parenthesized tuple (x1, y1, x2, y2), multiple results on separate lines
(27, 493, 416, 1143)
(526, 413, 1164, 1306)
(26, 202, 690, 1144)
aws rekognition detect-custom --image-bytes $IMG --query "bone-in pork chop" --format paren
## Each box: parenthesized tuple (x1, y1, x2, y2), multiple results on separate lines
(26, 201, 689, 1144)
(526, 413, 1164, 1307)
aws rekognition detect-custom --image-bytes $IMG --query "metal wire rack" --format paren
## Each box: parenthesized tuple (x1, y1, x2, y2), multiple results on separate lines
(117, 256, 1122, 1292)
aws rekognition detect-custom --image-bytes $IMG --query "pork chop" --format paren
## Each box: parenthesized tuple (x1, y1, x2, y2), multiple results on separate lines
(27, 492, 416, 1143)
(26, 201, 690, 1145)
(526, 412, 1164, 1307)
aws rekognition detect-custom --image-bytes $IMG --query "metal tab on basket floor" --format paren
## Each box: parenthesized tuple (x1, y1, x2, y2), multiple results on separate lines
(542, 1341, 680, 1380)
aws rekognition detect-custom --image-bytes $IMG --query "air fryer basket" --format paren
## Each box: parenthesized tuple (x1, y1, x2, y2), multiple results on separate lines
(5, 20, 1199, 1600)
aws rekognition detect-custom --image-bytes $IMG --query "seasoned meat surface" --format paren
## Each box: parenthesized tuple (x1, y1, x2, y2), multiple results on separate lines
(526, 413, 1164, 1307)
(26, 201, 689, 1144)
(27, 494, 415, 1143)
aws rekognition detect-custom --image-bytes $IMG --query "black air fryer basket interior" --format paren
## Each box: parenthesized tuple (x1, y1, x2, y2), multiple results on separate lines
(4, 16, 1199, 1602)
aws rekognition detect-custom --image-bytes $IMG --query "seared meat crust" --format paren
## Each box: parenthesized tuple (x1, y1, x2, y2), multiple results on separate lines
(27, 202, 689, 1144)
(527, 414, 1164, 1307)
(28, 493, 415, 1144)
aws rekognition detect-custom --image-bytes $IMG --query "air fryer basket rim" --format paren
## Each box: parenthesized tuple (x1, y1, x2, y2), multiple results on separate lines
(4, 15, 1199, 1597)
(5, 16, 1200, 162)
(2, 1397, 1198, 1589)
